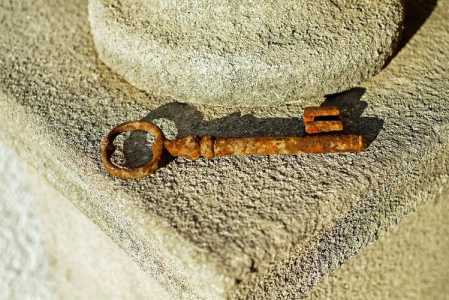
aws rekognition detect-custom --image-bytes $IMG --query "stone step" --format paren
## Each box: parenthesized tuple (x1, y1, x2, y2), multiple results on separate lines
(0, 0, 448, 299)
(89, 0, 404, 106)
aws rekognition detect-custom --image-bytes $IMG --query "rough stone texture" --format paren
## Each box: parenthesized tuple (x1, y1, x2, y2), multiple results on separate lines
(0, 0, 447, 299)
(36, 154, 171, 300)
(2, 142, 447, 300)
(0, 143, 169, 300)
(88, 0, 404, 106)
(0, 145, 54, 300)
(307, 188, 449, 300)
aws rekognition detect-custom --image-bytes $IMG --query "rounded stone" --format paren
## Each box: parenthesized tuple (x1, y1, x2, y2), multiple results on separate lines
(89, 0, 404, 106)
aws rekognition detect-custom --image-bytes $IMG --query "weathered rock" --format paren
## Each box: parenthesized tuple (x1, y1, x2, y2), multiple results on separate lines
(88, 0, 404, 106)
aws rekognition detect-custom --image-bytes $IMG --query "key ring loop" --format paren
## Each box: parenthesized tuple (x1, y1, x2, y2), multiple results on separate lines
(100, 120, 165, 179)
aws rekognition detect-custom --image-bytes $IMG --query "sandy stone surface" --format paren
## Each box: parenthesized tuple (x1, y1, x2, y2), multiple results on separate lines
(0, 0, 447, 299)
(0, 144, 170, 300)
(307, 188, 449, 300)
(0, 145, 54, 300)
(88, 0, 404, 106)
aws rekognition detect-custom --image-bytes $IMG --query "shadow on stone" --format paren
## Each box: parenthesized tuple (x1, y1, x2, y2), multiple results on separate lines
(386, 0, 438, 67)
(401, 0, 438, 48)
(323, 87, 384, 148)
(123, 88, 383, 168)
(124, 103, 304, 168)
(140, 103, 304, 139)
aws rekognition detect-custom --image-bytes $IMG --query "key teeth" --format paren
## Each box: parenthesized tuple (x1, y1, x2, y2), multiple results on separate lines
(304, 120, 344, 134)
(304, 106, 344, 135)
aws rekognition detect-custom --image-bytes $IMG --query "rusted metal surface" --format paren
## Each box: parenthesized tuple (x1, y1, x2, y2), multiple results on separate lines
(100, 107, 366, 179)
(100, 120, 165, 179)
(200, 136, 215, 159)
(304, 106, 344, 134)
(214, 135, 364, 157)
(164, 136, 201, 160)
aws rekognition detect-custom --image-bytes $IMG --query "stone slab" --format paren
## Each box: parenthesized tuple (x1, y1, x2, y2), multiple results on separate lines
(89, 0, 404, 106)
(0, 144, 170, 299)
(0, 0, 448, 299)
(307, 187, 449, 300)
(0, 146, 53, 299)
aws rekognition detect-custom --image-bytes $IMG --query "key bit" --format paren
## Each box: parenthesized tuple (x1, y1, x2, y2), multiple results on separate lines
(101, 106, 366, 179)
(304, 106, 344, 134)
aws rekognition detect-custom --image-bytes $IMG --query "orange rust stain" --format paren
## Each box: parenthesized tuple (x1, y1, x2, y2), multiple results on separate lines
(200, 136, 215, 159)
(164, 136, 201, 160)
(214, 135, 364, 157)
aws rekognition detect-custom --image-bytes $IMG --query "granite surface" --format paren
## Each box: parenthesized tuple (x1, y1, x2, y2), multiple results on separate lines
(0, 0, 448, 299)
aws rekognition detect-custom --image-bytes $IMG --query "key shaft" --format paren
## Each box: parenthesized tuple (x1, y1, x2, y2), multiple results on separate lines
(165, 135, 364, 160)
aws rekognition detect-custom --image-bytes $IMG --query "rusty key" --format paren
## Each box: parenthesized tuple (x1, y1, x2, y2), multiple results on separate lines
(101, 106, 365, 179)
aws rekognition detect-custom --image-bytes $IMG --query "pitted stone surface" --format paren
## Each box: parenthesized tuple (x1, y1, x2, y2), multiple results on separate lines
(88, 0, 404, 106)
(0, 0, 448, 299)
